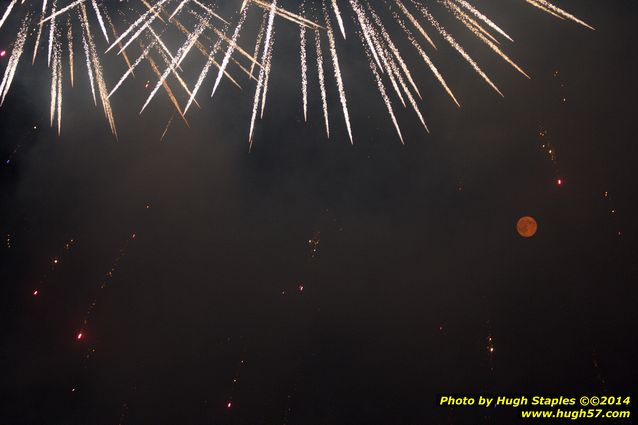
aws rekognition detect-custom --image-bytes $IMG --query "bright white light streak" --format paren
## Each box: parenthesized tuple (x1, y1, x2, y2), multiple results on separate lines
(315, 29, 329, 138)
(324, 0, 352, 144)
(211, 3, 249, 98)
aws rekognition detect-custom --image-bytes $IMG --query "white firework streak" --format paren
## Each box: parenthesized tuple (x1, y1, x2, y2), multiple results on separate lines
(250, 0, 322, 29)
(359, 27, 403, 144)
(300, 3, 308, 122)
(211, 3, 249, 98)
(32, 2, 47, 64)
(0, 0, 18, 30)
(250, 15, 267, 78)
(349, 0, 382, 71)
(50, 48, 57, 126)
(526, 0, 594, 30)
(56, 44, 63, 134)
(367, 5, 427, 131)
(330, 0, 346, 39)
(80, 3, 116, 135)
(324, 0, 353, 144)
(446, 1, 530, 79)
(259, 28, 275, 119)
(315, 29, 329, 138)
(394, 0, 436, 49)
(90, 0, 109, 41)
(67, 17, 74, 87)
(452, 0, 513, 42)
(248, 0, 277, 147)
(392, 10, 459, 107)
(140, 18, 207, 114)
(368, 3, 421, 99)
(40, 0, 86, 24)
(367, 17, 405, 107)
(184, 26, 227, 114)
(192, 0, 229, 24)
(412, 0, 503, 97)
(170, 0, 190, 20)
(50, 27, 59, 127)
(48, 0, 57, 66)
(105, 0, 171, 53)
(80, 14, 96, 105)
(351, 0, 403, 107)
(1, 15, 30, 105)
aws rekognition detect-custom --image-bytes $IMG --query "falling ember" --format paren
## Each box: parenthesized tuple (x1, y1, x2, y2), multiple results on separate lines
(0, 50, 6, 57)
(77, 332, 84, 340)
(33, 290, 39, 296)
(227, 401, 232, 409)
(557, 178, 563, 186)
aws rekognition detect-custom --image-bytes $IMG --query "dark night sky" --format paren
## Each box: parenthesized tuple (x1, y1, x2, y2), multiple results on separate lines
(1, 1, 637, 424)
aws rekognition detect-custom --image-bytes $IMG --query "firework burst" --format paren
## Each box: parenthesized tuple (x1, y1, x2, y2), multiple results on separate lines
(0, 0, 592, 143)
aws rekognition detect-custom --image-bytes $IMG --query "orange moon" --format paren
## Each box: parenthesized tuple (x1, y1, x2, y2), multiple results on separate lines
(516, 216, 538, 238)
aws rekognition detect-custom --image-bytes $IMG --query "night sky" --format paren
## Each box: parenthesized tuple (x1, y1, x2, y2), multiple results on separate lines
(1, 1, 637, 424)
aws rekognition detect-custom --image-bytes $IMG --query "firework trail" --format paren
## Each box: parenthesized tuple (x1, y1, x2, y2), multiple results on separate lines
(300, 3, 308, 122)
(444, 0, 529, 79)
(0, 0, 18, 30)
(411, 0, 503, 97)
(1, 15, 30, 105)
(259, 28, 275, 119)
(67, 17, 74, 86)
(185, 22, 228, 114)
(330, 0, 346, 38)
(249, 15, 266, 78)
(359, 22, 404, 144)
(80, 2, 116, 135)
(80, 12, 97, 106)
(211, 3, 249, 98)
(394, 0, 436, 49)
(367, 4, 428, 131)
(90, 0, 109, 41)
(249, 0, 277, 147)
(315, 29, 330, 138)
(324, 0, 353, 144)
(452, 0, 513, 42)
(48, 0, 58, 66)
(392, 9, 459, 107)
(526, 0, 594, 30)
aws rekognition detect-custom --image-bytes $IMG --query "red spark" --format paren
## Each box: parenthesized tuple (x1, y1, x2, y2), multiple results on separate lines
(298, 284, 304, 292)
(0, 50, 6, 57)
(227, 401, 232, 409)
(76, 332, 84, 340)
(33, 290, 39, 296)
(557, 178, 563, 186)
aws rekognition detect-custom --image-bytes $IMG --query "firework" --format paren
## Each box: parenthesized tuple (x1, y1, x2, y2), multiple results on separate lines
(0, 0, 592, 143)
